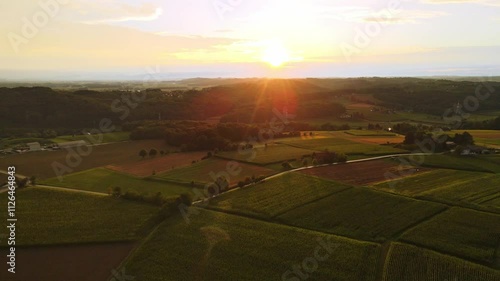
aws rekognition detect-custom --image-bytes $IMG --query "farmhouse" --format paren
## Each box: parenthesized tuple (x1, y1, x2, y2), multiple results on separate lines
(27, 142, 41, 151)
(58, 140, 88, 149)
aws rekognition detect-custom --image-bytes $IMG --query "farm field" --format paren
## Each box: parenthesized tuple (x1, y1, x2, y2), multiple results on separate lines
(372, 169, 488, 197)
(125, 208, 381, 281)
(279, 137, 407, 156)
(424, 174, 500, 213)
(400, 207, 500, 265)
(300, 159, 430, 186)
(383, 243, 500, 281)
(0, 172, 7, 185)
(51, 131, 130, 144)
(107, 151, 208, 177)
(0, 188, 159, 245)
(156, 158, 276, 185)
(340, 130, 405, 145)
(0, 243, 135, 281)
(277, 187, 447, 242)
(344, 129, 398, 136)
(0, 139, 172, 179)
(0, 137, 52, 149)
(217, 144, 315, 165)
(208, 173, 351, 219)
(42, 168, 194, 197)
(396, 154, 500, 173)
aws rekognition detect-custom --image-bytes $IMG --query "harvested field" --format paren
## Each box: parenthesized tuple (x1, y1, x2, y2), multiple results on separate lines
(157, 158, 275, 185)
(0, 243, 134, 281)
(0, 140, 172, 179)
(107, 151, 208, 177)
(301, 160, 430, 186)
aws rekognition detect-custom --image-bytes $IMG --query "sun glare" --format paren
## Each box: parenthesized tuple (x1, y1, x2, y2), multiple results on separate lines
(261, 41, 290, 67)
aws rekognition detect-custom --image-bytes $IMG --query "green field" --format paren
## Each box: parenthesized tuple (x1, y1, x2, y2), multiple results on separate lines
(277, 187, 447, 242)
(217, 144, 315, 165)
(476, 138, 500, 147)
(422, 174, 500, 213)
(373, 169, 489, 196)
(51, 131, 130, 144)
(125, 208, 381, 281)
(344, 130, 397, 136)
(383, 243, 500, 281)
(0, 137, 52, 149)
(401, 208, 500, 264)
(156, 158, 276, 185)
(209, 173, 351, 219)
(279, 138, 406, 156)
(397, 154, 500, 173)
(0, 188, 159, 246)
(0, 139, 172, 179)
(42, 168, 194, 197)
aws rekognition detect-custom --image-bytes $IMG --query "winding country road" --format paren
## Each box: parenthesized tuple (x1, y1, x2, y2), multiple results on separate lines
(193, 152, 438, 204)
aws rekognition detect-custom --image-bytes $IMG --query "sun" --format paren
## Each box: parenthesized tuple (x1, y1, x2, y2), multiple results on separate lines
(261, 40, 290, 68)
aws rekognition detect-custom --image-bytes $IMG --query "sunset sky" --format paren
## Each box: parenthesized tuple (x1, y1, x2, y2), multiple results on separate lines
(1, 0, 499, 80)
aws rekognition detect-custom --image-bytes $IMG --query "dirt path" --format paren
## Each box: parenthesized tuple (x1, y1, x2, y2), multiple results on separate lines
(375, 241, 393, 281)
(34, 185, 108, 196)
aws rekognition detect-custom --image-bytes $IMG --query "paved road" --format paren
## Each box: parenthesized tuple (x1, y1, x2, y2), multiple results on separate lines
(193, 152, 437, 205)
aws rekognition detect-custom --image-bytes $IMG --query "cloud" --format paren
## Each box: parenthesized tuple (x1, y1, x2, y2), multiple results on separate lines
(321, 6, 448, 24)
(362, 10, 448, 24)
(82, 6, 163, 24)
(421, 0, 500, 6)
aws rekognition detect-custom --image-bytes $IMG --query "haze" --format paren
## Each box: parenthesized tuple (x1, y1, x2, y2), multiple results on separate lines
(1, 0, 499, 81)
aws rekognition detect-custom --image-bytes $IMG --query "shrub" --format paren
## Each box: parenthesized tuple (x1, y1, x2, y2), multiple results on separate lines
(112, 186, 122, 197)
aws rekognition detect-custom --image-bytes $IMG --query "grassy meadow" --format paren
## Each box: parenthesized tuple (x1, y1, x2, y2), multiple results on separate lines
(42, 168, 194, 197)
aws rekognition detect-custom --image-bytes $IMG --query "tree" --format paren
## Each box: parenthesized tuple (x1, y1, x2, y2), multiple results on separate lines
(149, 148, 158, 157)
(404, 132, 415, 145)
(337, 153, 347, 163)
(282, 161, 293, 170)
(302, 158, 308, 166)
(112, 186, 122, 197)
(160, 150, 165, 156)
(452, 132, 474, 146)
(139, 149, 147, 159)
(29, 176, 37, 186)
(179, 193, 192, 206)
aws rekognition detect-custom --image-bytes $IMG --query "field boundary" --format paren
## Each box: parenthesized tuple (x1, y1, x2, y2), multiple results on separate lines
(271, 186, 353, 218)
(399, 238, 499, 269)
(392, 206, 449, 239)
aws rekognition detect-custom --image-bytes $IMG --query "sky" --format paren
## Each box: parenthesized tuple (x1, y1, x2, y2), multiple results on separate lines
(0, 0, 499, 80)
